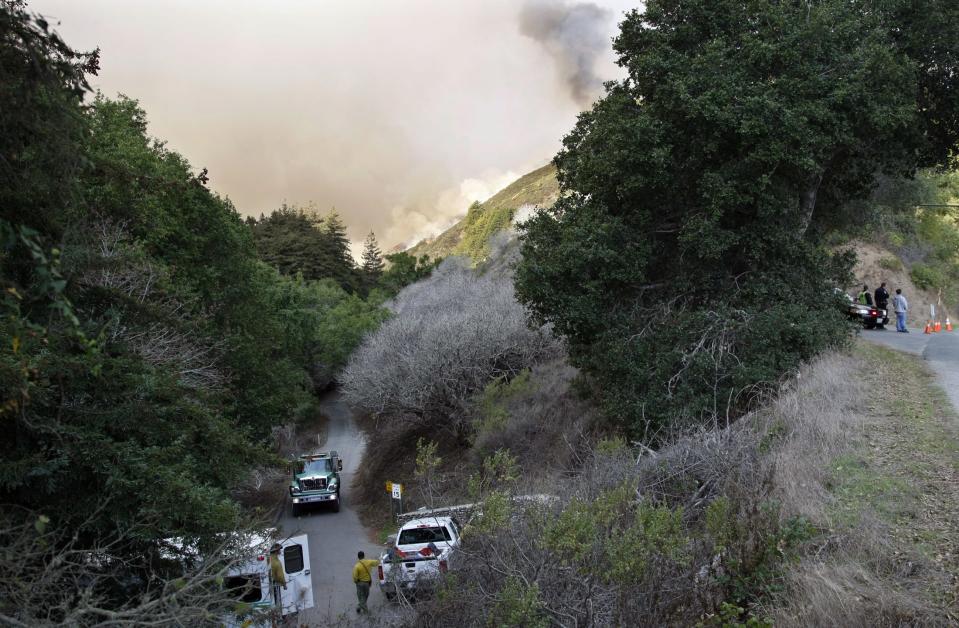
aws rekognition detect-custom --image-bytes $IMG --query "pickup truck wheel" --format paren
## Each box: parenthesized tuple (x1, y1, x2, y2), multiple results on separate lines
(331, 497, 340, 513)
(291, 503, 301, 517)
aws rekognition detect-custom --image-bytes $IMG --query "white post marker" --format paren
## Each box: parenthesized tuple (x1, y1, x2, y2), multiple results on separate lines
(391, 483, 403, 500)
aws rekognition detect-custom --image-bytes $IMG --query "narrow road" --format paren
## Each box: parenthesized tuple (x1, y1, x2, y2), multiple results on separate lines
(279, 391, 384, 623)
(860, 326, 959, 413)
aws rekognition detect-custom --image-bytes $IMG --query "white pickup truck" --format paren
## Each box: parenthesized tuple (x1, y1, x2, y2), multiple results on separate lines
(377, 516, 462, 600)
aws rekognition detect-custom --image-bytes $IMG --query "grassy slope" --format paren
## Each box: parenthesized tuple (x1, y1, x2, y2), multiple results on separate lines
(408, 163, 559, 262)
(834, 343, 959, 601)
(769, 340, 959, 624)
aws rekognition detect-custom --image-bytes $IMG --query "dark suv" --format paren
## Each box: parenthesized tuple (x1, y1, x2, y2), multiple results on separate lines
(842, 293, 889, 329)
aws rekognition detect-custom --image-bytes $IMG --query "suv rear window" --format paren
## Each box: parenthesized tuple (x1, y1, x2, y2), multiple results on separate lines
(398, 526, 451, 545)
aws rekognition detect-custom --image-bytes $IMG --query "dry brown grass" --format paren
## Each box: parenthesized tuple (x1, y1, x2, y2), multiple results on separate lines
(767, 351, 867, 523)
(761, 343, 959, 626)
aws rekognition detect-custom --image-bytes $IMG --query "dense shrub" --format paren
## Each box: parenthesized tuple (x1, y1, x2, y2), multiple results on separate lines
(0, 6, 386, 617)
(414, 436, 789, 627)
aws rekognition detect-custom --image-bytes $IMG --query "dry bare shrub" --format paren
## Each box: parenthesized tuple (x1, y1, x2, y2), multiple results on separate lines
(631, 422, 766, 516)
(346, 258, 561, 507)
(342, 258, 561, 434)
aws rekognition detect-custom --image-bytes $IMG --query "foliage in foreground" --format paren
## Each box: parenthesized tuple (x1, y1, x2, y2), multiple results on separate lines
(413, 438, 795, 627)
(405, 348, 956, 627)
(515, 0, 959, 439)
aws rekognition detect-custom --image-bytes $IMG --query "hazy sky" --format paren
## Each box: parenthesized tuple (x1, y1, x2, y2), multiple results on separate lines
(31, 0, 637, 253)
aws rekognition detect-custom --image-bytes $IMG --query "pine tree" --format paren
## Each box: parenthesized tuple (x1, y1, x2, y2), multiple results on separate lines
(323, 208, 353, 268)
(361, 231, 384, 282)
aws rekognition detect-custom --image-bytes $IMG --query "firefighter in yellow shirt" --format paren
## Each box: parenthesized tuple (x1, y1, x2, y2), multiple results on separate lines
(269, 544, 286, 610)
(351, 550, 379, 614)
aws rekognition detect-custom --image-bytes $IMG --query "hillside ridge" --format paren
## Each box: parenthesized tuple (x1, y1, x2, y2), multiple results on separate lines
(408, 163, 559, 261)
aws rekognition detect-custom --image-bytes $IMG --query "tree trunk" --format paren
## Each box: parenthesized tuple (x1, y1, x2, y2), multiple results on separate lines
(798, 173, 823, 236)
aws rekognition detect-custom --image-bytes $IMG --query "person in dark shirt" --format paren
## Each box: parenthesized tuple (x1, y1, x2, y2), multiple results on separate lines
(874, 282, 889, 329)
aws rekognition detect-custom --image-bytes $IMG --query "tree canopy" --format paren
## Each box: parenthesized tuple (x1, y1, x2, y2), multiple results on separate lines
(250, 204, 362, 293)
(361, 231, 385, 285)
(516, 0, 959, 438)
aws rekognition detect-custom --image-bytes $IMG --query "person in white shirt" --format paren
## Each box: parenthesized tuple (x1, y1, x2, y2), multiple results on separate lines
(892, 288, 909, 333)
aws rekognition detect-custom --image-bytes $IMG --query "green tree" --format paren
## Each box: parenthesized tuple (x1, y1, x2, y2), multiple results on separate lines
(322, 208, 359, 290)
(515, 0, 959, 438)
(361, 231, 384, 286)
(379, 251, 440, 296)
(250, 205, 362, 293)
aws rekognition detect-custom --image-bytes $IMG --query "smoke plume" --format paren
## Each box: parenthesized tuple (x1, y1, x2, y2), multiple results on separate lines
(519, 0, 614, 107)
(34, 0, 626, 251)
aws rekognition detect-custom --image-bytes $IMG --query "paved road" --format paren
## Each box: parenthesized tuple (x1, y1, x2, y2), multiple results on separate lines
(860, 326, 959, 413)
(279, 391, 384, 623)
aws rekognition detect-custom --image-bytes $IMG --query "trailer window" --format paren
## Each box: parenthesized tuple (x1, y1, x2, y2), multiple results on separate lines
(283, 544, 304, 573)
(398, 526, 450, 544)
(225, 574, 262, 603)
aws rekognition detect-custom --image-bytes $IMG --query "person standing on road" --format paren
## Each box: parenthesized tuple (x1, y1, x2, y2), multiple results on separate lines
(269, 543, 287, 610)
(858, 284, 873, 306)
(875, 282, 890, 329)
(893, 288, 909, 333)
(352, 550, 379, 614)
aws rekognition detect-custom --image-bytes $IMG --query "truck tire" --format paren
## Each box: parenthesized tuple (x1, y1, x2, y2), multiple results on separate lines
(291, 502, 301, 517)
(331, 496, 341, 513)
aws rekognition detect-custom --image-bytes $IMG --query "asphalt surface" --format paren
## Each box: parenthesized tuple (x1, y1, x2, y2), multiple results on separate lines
(860, 324, 959, 413)
(279, 391, 385, 623)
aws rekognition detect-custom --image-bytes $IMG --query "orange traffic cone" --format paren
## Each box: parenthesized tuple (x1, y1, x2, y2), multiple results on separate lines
(924, 321, 932, 334)
(935, 320, 942, 332)
(946, 317, 953, 332)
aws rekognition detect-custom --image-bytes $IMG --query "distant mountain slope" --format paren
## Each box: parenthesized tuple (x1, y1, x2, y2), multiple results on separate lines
(408, 163, 560, 262)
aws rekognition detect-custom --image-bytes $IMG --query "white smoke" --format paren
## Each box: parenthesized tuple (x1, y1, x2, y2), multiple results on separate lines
(381, 170, 519, 251)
